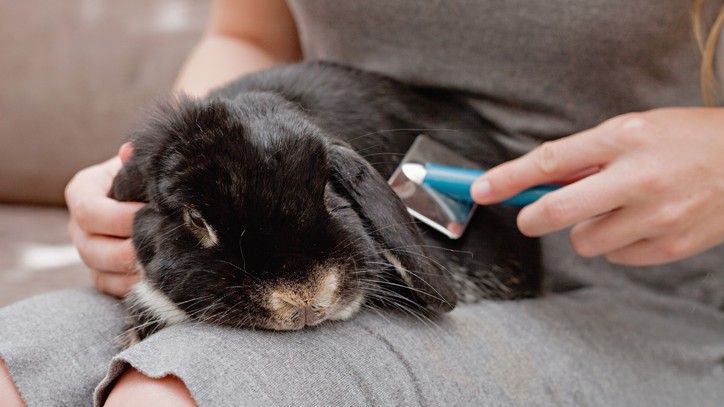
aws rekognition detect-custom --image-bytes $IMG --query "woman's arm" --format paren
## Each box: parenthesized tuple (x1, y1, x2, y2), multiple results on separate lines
(66, 0, 301, 297)
(174, 0, 301, 97)
(471, 108, 724, 266)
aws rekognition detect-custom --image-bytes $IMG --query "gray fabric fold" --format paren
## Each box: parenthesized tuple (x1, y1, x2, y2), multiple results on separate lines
(0, 289, 124, 406)
(3, 285, 722, 406)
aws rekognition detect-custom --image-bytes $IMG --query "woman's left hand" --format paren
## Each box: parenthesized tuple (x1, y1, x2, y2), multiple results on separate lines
(471, 108, 724, 266)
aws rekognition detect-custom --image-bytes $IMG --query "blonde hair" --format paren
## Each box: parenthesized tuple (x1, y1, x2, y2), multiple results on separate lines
(692, 0, 724, 105)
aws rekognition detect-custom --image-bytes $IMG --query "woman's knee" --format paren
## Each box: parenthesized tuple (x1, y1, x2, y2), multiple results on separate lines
(104, 367, 195, 407)
(0, 358, 24, 407)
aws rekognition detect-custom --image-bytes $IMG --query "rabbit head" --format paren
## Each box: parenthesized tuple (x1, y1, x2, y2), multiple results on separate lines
(113, 94, 457, 331)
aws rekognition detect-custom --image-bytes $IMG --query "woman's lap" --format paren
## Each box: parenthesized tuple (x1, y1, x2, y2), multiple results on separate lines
(1, 285, 722, 406)
(0, 289, 124, 406)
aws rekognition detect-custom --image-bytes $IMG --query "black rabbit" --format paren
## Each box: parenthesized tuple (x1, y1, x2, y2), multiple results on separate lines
(110, 62, 540, 346)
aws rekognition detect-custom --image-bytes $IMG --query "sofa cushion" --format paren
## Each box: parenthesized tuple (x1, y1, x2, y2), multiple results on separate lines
(0, 205, 89, 306)
(0, 0, 209, 205)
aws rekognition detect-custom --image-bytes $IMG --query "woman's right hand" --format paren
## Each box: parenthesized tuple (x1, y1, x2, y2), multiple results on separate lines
(65, 143, 144, 297)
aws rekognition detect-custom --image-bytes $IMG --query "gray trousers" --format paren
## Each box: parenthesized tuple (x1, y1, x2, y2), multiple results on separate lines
(1, 232, 723, 406)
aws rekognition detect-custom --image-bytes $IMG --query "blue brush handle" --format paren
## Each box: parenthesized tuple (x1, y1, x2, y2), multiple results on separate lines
(422, 163, 559, 206)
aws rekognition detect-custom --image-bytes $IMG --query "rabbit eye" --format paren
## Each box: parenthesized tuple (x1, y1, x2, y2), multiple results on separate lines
(183, 208, 219, 248)
(329, 204, 352, 214)
(187, 209, 207, 229)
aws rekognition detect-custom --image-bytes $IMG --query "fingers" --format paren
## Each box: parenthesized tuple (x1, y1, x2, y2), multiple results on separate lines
(71, 197, 143, 237)
(569, 206, 651, 257)
(606, 215, 724, 266)
(66, 152, 143, 297)
(553, 166, 602, 184)
(604, 238, 692, 267)
(65, 157, 121, 201)
(69, 221, 138, 273)
(468, 109, 724, 267)
(119, 142, 134, 164)
(65, 156, 143, 237)
(70, 220, 139, 297)
(472, 126, 616, 204)
(516, 167, 627, 236)
(90, 268, 141, 298)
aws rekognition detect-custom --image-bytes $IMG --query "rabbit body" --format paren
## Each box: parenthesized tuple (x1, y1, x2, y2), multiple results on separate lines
(110, 62, 540, 346)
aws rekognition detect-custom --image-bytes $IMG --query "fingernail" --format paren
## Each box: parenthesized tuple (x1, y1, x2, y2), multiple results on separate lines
(472, 179, 490, 198)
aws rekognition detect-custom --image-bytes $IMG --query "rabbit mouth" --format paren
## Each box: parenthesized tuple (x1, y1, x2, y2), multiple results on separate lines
(264, 292, 365, 331)
(264, 267, 365, 330)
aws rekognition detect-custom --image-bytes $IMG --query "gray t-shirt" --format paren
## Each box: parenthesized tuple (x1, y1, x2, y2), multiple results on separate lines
(287, 0, 716, 154)
(286, 0, 724, 307)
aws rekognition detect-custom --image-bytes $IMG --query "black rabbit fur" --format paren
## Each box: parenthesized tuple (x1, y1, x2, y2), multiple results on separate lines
(110, 61, 541, 346)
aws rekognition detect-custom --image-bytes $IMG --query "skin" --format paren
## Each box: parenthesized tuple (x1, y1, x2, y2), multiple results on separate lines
(65, 0, 301, 300)
(0, 359, 23, 407)
(4, 1, 719, 405)
(65, 144, 142, 297)
(104, 369, 195, 407)
(472, 108, 724, 266)
(0, 0, 301, 405)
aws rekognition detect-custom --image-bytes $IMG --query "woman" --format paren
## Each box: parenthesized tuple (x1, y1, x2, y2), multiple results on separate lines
(2, 0, 723, 405)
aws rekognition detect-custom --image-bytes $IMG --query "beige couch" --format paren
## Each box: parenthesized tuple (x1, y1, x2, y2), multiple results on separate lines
(0, 0, 210, 305)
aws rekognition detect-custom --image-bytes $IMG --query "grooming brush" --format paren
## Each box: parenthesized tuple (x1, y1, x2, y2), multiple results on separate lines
(388, 135, 560, 239)
(401, 163, 559, 206)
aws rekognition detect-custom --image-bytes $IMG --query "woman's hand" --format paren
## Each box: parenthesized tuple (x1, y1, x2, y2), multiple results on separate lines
(471, 108, 724, 266)
(65, 143, 143, 296)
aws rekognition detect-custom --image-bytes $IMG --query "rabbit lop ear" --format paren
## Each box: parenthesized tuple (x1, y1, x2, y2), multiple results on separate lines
(109, 153, 148, 202)
(326, 141, 457, 312)
(108, 96, 203, 204)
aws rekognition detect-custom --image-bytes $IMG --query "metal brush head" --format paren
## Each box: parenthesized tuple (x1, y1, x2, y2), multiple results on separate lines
(388, 135, 479, 239)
